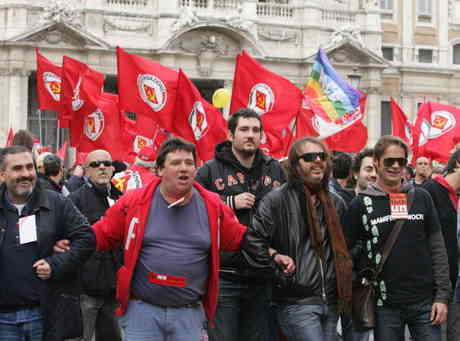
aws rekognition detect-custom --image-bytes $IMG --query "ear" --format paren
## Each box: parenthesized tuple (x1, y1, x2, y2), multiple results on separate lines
(227, 130, 234, 142)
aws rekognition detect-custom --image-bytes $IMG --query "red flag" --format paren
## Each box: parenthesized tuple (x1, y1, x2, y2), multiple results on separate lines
(412, 102, 460, 163)
(230, 51, 303, 158)
(60, 56, 104, 128)
(69, 91, 127, 161)
(57, 141, 68, 160)
(390, 98, 413, 146)
(173, 69, 227, 161)
(5, 128, 14, 147)
(36, 50, 62, 111)
(117, 47, 178, 132)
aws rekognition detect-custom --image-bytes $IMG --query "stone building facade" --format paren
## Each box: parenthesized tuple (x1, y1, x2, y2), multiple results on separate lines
(0, 0, 458, 151)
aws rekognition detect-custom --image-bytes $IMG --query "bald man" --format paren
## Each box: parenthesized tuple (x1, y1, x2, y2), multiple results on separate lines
(67, 150, 123, 341)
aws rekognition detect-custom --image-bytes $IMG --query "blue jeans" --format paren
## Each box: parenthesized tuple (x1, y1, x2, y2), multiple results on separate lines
(0, 307, 43, 341)
(340, 315, 370, 341)
(374, 299, 441, 341)
(276, 303, 338, 341)
(119, 299, 207, 341)
(208, 278, 271, 341)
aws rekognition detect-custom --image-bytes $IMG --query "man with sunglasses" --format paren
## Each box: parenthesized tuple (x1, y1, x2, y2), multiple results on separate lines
(196, 108, 285, 341)
(344, 136, 451, 341)
(67, 150, 123, 341)
(243, 137, 352, 341)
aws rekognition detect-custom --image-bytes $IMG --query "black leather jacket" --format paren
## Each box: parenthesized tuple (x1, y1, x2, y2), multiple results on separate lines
(243, 183, 346, 304)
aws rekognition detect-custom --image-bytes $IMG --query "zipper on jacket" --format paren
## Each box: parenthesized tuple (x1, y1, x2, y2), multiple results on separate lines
(319, 258, 327, 303)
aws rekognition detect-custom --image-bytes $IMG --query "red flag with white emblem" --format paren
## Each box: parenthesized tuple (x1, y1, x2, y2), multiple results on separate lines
(36, 50, 62, 111)
(117, 47, 178, 132)
(60, 56, 104, 128)
(173, 69, 227, 162)
(230, 51, 303, 159)
(412, 102, 460, 163)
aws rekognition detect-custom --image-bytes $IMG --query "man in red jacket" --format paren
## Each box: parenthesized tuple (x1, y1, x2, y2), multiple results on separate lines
(92, 138, 249, 341)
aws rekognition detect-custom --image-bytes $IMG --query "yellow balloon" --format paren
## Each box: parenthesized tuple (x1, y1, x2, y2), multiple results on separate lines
(212, 88, 231, 108)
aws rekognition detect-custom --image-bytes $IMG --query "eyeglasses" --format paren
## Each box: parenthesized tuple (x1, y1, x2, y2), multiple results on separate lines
(298, 152, 326, 162)
(382, 157, 407, 167)
(88, 160, 112, 168)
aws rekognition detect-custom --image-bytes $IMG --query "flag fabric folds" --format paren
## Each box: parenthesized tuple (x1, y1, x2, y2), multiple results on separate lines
(230, 51, 303, 158)
(36, 50, 62, 111)
(390, 98, 413, 146)
(412, 102, 460, 163)
(5, 128, 14, 147)
(117, 47, 178, 132)
(300, 49, 367, 152)
(173, 69, 227, 162)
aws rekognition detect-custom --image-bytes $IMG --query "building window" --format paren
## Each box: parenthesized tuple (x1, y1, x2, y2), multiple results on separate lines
(381, 101, 392, 136)
(453, 44, 460, 65)
(418, 49, 433, 63)
(382, 47, 394, 61)
(417, 0, 432, 22)
(380, 0, 393, 10)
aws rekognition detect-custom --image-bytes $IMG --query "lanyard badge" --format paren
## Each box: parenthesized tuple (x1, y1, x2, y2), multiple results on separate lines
(389, 193, 408, 220)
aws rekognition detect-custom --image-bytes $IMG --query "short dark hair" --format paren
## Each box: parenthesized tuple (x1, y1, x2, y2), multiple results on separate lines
(43, 154, 62, 177)
(227, 108, 263, 135)
(374, 136, 409, 161)
(112, 160, 128, 175)
(404, 165, 415, 178)
(332, 152, 352, 179)
(352, 148, 374, 174)
(156, 138, 196, 169)
(286, 136, 331, 189)
(445, 149, 460, 175)
(0, 145, 32, 170)
(12, 130, 34, 151)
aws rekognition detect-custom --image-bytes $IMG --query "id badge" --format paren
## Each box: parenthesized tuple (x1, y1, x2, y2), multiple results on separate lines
(389, 193, 408, 220)
(18, 215, 38, 244)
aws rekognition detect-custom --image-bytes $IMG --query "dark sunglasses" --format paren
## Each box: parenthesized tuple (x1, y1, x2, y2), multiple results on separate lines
(88, 160, 112, 168)
(298, 152, 326, 162)
(382, 157, 407, 167)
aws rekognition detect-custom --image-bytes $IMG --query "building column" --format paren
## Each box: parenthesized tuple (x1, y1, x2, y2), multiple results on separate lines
(402, 0, 414, 63)
(0, 68, 30, 142)
(364, 88, 382, 147)
(439, 0, 450, 65)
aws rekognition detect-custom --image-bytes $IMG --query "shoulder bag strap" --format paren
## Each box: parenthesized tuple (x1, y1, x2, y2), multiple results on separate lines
(375, 188, 415, 276)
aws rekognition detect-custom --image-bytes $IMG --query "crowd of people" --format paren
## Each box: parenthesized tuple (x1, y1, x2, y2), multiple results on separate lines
(1, 108, 459, 341)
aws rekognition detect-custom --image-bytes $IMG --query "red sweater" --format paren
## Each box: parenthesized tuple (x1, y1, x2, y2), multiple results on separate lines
(93, 177, 247, 323)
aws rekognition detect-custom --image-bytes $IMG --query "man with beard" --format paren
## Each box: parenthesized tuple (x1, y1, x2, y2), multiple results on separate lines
(0, 145, 95, 340)
(196, 108, 286, 341)
(344, 136, 450, 341)
(68, 150, 123, 341)
(242, 137, 352, 341)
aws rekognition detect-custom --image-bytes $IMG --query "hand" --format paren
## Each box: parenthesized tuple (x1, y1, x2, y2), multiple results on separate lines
(431, 302, 448, 325)
(54, 239, 70, 253)
(33, 259, 52, 280)
(234, 192, 256, 210)
(273, 254, 296, 274)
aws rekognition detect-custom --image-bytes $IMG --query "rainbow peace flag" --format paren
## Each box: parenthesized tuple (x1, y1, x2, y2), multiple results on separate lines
(304, 49, 363, 125)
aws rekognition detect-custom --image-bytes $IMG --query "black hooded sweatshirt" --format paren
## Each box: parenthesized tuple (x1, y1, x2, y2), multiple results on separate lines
(196, 140, 286, 279)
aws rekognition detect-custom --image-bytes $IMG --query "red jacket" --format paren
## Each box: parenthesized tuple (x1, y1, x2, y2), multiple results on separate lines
(93, 177, 247, 323)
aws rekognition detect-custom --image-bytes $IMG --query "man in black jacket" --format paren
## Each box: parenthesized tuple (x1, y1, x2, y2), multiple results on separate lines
(196, 108, 286, 341)
(422, 149, 460, 340)
(344, 136, 450, 341)
(0, 145, 95, 341)
(40, 154, 69, 196)
(68, 149, 122, 341)
(242, 137, 352, 341)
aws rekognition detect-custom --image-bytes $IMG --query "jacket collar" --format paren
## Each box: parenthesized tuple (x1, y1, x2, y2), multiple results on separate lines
(0, 182, 51, 211)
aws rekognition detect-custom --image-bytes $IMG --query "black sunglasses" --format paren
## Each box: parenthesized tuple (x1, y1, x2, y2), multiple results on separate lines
(88, 160, 112, 168)
(298, 152, 326, 162)
(382, 157, 407, 167)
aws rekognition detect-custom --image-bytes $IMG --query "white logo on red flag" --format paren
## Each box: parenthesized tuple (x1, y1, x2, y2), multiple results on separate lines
(43, 72, 61, 102)
(138, 74, 167, 112)
(133, 135, 153, 153)
(84, 109, 104, 141)
(188, 101, 209, 140)
(72, 77, 84, 111)
(248, 83, 275, 115)
(418, 111, 456, 146)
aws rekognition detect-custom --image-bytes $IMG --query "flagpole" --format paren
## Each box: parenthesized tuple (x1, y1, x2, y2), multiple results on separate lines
(37, 109, 43, 146)
(56, 118, 60, 153)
